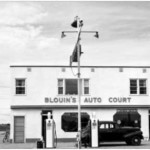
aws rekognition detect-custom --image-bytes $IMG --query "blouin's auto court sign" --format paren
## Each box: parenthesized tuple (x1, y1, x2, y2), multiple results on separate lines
(44, 97, 131, 104)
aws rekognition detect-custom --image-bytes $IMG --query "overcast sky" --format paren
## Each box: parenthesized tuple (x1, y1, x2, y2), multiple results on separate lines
(1, 1, 150, 123)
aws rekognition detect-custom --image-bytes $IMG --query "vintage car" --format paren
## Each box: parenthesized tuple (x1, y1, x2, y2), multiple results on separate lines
(81, 121, 143, 147)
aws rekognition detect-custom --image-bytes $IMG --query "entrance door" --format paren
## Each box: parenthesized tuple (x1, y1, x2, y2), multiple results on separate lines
(14, 116, 25, 143)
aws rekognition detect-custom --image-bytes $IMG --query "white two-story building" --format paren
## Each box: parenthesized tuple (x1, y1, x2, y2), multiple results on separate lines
(10, 65, 150, 143)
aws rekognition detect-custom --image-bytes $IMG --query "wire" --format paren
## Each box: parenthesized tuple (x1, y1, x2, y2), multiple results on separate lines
(71, 66, 77, 76)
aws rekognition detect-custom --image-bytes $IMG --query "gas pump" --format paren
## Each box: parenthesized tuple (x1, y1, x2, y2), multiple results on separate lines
(45, 112, 57, 148)
(91, 112, 99, 147)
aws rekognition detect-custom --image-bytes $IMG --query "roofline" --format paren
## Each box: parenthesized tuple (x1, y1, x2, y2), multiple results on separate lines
(10, 65, 150, 68)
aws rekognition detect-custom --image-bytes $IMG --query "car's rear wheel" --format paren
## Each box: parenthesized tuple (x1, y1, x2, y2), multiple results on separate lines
(131, 136, 141, 145)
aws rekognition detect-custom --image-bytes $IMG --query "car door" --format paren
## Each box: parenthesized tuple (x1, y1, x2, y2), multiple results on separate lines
(107, 123, 121, 141)
(99, 123, 111, 141)
(99, 123, 122, 142)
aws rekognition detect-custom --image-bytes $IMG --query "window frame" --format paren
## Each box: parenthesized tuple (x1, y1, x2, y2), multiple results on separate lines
(130, 78, 148, 95)
(15, 78, 26, 96)
(83, 79, 90, 95)
(58, 79, 64, 95)
(65, 79, 78, 95)
(61, 112, 90, 132)
(57, 78, 90, 96)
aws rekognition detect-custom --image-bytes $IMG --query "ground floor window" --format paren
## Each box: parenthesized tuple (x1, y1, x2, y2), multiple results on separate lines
(61, 112, 90, 132)
(113, 109, 141, 128)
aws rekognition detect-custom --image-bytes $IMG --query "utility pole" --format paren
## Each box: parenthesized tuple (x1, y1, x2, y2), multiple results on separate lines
(61, 16, 99, 149)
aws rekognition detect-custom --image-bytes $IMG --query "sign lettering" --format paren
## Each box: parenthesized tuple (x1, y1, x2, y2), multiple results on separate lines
(108, 97, 131, 103)
(45, 97, 132, 104)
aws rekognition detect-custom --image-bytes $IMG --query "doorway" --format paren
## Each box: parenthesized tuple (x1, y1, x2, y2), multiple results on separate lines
(41, 110, 52, 142)
(14, 116, 25, 143)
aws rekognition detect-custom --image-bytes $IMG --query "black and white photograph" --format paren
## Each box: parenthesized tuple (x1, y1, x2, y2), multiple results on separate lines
(0, 0, 150, 149)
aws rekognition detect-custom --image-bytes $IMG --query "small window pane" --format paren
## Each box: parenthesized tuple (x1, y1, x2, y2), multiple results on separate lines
(58, 79, 63, 87)
(16, 87, 25, 94)
(100, 124, 105, 129)
(140, 87, 146, 94)
(105, 124, 109, 129)
(84, 79, 89, 87)
(110, 124, 114, 129)
(84, 87, 89, 94)
(58, 87, 63, 94)
(65, 79, 78, 95)
(16, 80, 25, 86)
(139, 80, 146, 87)
(130, 80, 137, 86)
(130, 87, 137, 94)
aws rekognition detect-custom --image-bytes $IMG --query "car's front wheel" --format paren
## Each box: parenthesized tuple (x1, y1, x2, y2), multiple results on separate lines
(131, 136, 141, 145)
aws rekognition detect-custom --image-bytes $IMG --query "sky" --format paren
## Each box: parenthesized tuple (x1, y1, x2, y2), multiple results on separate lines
(0, 1, 150, 123)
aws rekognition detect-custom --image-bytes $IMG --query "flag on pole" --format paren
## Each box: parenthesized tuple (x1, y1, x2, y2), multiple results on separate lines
(70, 17, 83, 66)
(70, 44, 83, 66)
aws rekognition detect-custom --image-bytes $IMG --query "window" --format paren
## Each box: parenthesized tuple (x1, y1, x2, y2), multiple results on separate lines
(58, 79, 63, 95)
(139, 79, 147, 94)
(113, 109, 141, 128)
(130, 79, 147, 95)
(105, 124, 109, 129)
(58, 79, 90, 95)
(84, 79, 89, 95)
(110, 124, 115, 129)
(130, 79, 137, 94)
(100, 124, 105, 129)
(61, 112, 90, 132)
(15, 79, 26, 95)
(99, 124, 109, 129)
(65, 79, 78, 95)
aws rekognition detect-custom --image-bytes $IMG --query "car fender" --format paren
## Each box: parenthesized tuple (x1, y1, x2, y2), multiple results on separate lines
(124, 131, 143, 139)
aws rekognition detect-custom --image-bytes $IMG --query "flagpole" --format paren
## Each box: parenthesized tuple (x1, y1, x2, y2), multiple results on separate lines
(77, 17, 81, 149)
(61, 16, 99, 149)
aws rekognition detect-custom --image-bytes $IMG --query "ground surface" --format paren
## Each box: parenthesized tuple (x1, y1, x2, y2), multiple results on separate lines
(0, 131, 150, 149)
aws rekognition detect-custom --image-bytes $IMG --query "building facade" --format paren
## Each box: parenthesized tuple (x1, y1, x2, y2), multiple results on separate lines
(10, 65, 150, 143)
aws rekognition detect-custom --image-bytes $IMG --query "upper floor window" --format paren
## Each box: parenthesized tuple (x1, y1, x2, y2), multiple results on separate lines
(66, 79, 78, 95)
(130, 79, 147, 95)
(58, 79, 90, 95)
(84, 79, 89, 94)
(15, 79, 26, 95)
(58, 79, 63, 95)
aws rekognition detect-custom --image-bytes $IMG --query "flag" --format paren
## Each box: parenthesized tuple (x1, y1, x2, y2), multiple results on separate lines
(70, 44, 83, 66)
